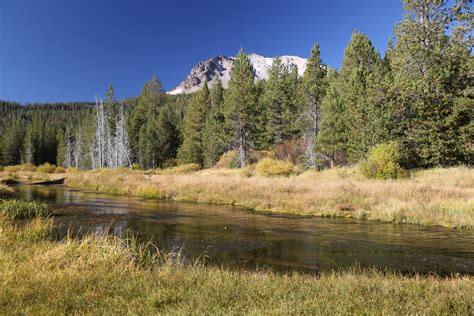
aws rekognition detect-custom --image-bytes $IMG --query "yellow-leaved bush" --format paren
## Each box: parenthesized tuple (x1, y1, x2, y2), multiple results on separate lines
(255, 158, 294, 177)
(359, 142, 407, 179)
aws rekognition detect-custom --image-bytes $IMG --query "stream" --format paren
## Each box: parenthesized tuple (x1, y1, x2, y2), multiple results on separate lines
(13, 184, 474, 275)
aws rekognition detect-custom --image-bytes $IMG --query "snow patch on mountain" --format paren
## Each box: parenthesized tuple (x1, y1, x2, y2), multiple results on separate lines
(168, 53, 307, 95)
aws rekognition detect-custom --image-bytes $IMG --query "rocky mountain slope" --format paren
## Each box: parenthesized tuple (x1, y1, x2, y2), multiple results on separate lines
(168, 53, 307, 95)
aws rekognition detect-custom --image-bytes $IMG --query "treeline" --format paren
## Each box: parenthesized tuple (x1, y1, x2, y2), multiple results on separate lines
(177, 0, 473, 169)
(1, 0, 472, 170)
(0, 101, 95, 166)
(0, 83, 188, 170)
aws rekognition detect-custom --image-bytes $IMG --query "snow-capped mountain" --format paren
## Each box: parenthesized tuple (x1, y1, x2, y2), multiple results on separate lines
(168, 53, 307, 95)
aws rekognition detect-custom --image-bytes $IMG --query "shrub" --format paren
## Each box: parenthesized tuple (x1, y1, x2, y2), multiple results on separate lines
(136, 186, 165, 199)
(360, 142, 407, 179)
(66, 167, 79, 173)
(0, 199, 52, 219)
(20, 163, 37, 171)
(37, 163, 56, 174)
(4, 165, 21, 172)
(54, 166, 66, 173)
(163, 163, 201, 175)
(215, 151, 239, 169)
(248, 150, 275, 165)
(163, 159, 177, 169)
(275, 140, 305, 164)
(255, 158, 294, 177)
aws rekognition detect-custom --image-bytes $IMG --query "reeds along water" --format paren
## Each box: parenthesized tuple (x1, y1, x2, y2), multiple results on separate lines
(60, 166, 474, 228)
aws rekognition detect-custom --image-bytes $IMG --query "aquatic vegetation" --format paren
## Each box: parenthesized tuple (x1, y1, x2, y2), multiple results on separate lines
(0, 199, 52, 219)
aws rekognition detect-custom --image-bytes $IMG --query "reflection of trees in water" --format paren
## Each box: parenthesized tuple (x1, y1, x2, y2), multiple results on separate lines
(22, 186, 33, 201)
(89, 219, 129, 236)
(62, 189, 72, 204)
(17, 185, 59, 201)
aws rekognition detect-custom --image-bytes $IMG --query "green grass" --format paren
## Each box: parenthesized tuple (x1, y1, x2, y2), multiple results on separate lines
(0, 199, 52, 219)
(0, 209, 473, 314)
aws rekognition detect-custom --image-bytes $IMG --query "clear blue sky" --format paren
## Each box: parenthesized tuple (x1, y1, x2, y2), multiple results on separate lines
(0, 0, 403, 103)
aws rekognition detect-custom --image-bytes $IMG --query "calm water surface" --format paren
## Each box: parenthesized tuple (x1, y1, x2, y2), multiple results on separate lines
(13, 184, 474, 275)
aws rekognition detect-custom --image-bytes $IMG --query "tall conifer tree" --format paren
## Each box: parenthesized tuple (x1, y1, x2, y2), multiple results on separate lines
(298, 43, 327, 168)
(178, 83, 211, 166)
(389, 0, 473, 167)
(317, 70, 348, 165)
(339, 31, 380, 162)
(202, 77, 227, 167)
(223, 49, 258, 168)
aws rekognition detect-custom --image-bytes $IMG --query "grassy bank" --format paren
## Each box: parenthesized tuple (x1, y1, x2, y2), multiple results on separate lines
(1, 206, 473, 314)
(1, 166, 473, 228)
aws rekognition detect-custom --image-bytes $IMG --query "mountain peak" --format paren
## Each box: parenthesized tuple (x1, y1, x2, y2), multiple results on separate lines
(168, 53, 307, 95)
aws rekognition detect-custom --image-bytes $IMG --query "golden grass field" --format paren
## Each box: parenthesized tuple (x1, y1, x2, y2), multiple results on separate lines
(1, 165, 473, 228)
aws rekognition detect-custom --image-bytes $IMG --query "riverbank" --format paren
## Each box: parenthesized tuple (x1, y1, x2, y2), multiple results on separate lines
(1, 166, 473, 228)
(1, 209, 472, 314)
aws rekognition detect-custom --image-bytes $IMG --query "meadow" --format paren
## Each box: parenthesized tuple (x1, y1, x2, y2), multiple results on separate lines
(1, 165, 472, 228)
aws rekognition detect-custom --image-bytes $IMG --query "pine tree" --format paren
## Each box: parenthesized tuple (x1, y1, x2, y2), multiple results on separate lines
(155, 104, 180, 167)
(22, 126, 34, 165)
(282, 64, 300, 139)
(317, 70, 348, 166)
(177, 83, 211, 166)
(133, 75, 166, 168)
(223, 49, 258, 168)
(298, 43, 327, 168)
(253, 79, 268, 150)
(56, 128, 73, 168)
(105, 84, 118, 132)
(138, 119, 157, 169)
(339, 31, 381, 162)
(1, 118, 24, 166)
(389, 0, 473, 167)
(261, 58, 300, 147)
(262, 57, 287, 146)
(202, 77, 227, 167)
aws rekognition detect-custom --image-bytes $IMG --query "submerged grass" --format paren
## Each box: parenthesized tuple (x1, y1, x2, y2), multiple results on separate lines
(1, 166, 472, 228)
(1, 213, 473, 314)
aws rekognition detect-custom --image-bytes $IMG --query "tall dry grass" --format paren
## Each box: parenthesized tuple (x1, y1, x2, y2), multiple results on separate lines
(1, 166, 473, 228)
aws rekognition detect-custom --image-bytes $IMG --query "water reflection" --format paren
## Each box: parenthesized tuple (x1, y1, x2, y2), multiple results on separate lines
(13, 184, 474, 275)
